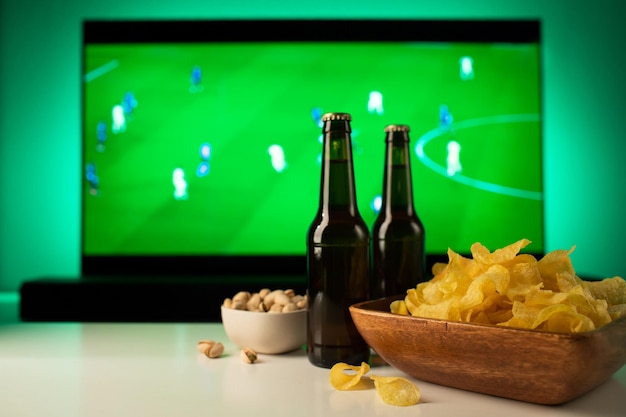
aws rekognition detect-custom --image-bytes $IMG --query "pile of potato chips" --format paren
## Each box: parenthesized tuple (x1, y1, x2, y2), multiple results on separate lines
(391, 239, 626, 333)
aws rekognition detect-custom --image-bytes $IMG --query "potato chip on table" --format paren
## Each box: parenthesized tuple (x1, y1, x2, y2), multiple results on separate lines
(329, 362, 370, 391)
(329, 362, 421, 406)
(370, 375, 421, 406)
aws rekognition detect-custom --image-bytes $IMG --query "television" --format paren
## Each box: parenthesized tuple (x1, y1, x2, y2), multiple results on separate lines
(81, 18, 543, 281)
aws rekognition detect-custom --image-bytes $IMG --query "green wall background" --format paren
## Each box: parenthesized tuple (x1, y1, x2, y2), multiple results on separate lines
(1, 0, 625, 291)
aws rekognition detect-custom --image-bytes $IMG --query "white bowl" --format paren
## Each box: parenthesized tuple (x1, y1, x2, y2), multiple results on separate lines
(220, 305, 307, 354)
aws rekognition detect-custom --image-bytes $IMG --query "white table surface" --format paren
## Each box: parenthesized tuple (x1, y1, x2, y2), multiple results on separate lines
(0, 322, 624, 417)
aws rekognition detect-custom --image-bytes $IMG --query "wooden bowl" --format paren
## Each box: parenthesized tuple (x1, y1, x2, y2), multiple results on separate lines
(350, 296, 626, 405)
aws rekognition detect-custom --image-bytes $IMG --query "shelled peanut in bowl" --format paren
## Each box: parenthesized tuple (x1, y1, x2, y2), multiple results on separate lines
(221, 289, 308, 354)
(223, 288, 308, 313)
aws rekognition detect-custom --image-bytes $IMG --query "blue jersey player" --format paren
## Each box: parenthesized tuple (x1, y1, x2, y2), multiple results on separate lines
(122, 91, 138, 116)
(190, 66, 203, 93)
(196, 142, 211, 177)
(85, 162, 99, 196)
(439, 104, 453, 129)
(96, 121, 107, 152)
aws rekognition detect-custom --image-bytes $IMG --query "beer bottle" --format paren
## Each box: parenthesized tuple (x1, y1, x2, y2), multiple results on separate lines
(306, 112, 370, 368)
(371, 124, 426, 300)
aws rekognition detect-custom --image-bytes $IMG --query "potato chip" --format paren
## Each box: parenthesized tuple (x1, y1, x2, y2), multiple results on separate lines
(446, 248, 483, 280)
(583, 276, 626, 307)
(413, 296, 456, 321)
(544, 309, 596, 333)
(404, 288, 422, 316)
(502, 253, 539, 269)
(537, 246, 576, 291)
(431, 261, 447, 276)
(370, 375, 421, 406)
(456, 265, 508, 312)
(564, 285, 611, 327)
(524, 287, 568, 307)
(390, 299, 408, 315)
(555, 270, 581, 293)
(531, 303, 576, 329)
(608, 304, 626, 320)
(485, 305, 513, 324)
(329, 362, 371, 391)
(471, 239, 531, 266)
(506, 261, 542, 301)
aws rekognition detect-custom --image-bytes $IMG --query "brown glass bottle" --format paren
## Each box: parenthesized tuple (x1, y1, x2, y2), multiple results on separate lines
(371, 124, 426, 300)
(306, 112, 370, 368)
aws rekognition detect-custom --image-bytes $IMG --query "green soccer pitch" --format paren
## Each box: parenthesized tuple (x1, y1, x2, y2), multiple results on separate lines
(83, 41, 542, 256)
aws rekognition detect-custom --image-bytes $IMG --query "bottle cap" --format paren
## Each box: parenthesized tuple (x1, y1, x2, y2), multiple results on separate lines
(322, 112, 352, 122)
(384, 124, 410, 133)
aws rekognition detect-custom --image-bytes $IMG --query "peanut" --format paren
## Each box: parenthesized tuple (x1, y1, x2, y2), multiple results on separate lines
(197, 339, 215, 354)
(232, 291, 251, 304)
(240, 347, 258, 364)
(246, 293, 262, 311)
(259, 288, 271, 299)
(206, 342, 224, 358)
(282, 302, 298, 312)
(269, 303, 284, 313)
(197, 340, 224, 358)
(274, 292, 291, 306)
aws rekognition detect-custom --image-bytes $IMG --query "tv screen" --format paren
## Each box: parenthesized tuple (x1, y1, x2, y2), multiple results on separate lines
(81, 19, 543, 278)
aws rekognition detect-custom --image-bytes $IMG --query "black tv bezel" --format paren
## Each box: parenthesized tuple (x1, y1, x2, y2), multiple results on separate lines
(80, 18, 543, 279)
(83, 19, 541, 44)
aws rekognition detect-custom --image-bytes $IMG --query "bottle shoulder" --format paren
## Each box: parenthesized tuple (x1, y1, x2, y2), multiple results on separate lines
(372, 214, 424, 238)
(308, 213, 370, 245)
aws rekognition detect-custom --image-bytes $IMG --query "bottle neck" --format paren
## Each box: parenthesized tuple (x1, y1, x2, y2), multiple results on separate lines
(319, 119, 359, 215)
(380, 133, 415, 216)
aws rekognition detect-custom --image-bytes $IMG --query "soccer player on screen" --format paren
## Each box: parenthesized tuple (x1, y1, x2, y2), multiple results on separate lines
(367, 91, 384, 115)
(112, 104, 126, 134)
(122, 91, 138, 117)
(197, 142, 211, 177)
(439, 104, 453, 129)
(96, 121, 107, 152)
(460, 56, 474, 80)
(446, 140, 462, 176)
(173, 168, 188, 200)
(85, 162, 99, 196)
(311, 107, 323, 127)
(268, 144, 287, 173)
(190, 65, 203, 93)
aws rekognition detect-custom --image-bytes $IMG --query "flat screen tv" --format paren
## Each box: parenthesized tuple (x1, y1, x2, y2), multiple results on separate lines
(81, 19, 543, 281)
